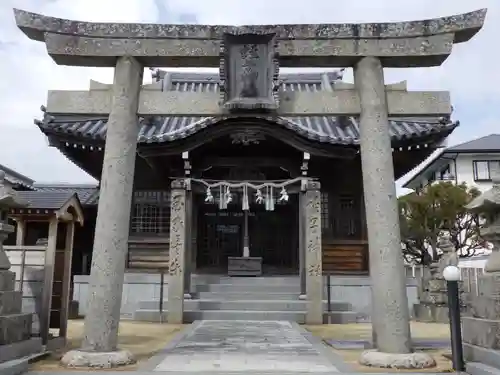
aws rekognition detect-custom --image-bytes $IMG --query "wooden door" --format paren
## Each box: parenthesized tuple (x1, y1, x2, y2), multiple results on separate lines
(249, 195, 298, 272)
(197, 205, 244, 270)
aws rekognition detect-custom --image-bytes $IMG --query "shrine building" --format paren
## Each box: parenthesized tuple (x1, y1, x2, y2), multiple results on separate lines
(35, 71, 456, 276)
(12, 69, 456, 323)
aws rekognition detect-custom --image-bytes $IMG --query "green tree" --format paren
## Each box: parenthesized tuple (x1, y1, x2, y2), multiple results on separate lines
(399, 182, 482, 265)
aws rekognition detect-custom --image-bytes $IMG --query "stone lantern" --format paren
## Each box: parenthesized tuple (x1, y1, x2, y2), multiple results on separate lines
(466, 165, 500, 273)
(0, 171, 41, 364)
(413, 233, 462, 323)
(462, 161, 500, 363)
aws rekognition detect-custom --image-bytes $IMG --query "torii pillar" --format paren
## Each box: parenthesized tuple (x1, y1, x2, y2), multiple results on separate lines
(63, 57, 143, 367)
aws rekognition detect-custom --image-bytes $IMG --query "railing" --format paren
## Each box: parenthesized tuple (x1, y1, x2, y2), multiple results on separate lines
(405, 264, 485, 296)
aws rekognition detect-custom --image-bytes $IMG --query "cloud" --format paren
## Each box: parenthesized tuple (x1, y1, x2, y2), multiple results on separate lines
(0, 0, 497, 184)
(0, 0, 195, 183)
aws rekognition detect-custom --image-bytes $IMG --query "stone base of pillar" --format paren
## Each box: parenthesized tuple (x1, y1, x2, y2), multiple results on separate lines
(61, 349, 135, 368)
(359, 350, 436, 369)
(299, 294, 307, 300)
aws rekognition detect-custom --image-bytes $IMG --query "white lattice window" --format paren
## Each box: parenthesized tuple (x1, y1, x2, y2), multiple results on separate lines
(130, 190, 170, 234)
(473, 160, 499, 181)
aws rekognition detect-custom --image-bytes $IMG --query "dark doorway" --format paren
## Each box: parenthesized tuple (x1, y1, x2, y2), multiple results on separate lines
(197, 202, 244, 270)
(249, 196, 298, 273)
(196, 194, 299, 274)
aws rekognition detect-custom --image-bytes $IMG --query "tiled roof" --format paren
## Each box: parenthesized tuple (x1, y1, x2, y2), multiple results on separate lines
(447, 134, 500, 152)
(401, 149, 447, 190)
(0, 163, 34, 189)
(17, 190, 76, 209)
(34, 183, 99, 205)
(37, 72, 457, 146)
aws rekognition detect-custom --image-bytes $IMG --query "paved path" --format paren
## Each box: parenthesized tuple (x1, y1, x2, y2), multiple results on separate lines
(146, 320, 340, 373)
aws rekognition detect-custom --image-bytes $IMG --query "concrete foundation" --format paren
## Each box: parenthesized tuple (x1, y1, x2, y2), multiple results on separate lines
(0, 338, 43, 364)
(413, 303, 450, 323)
(414, 277, 464, 323)
(73, 273, 419, 323)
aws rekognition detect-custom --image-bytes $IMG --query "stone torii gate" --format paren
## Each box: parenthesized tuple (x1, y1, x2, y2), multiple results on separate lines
(14, 8, 486, 368)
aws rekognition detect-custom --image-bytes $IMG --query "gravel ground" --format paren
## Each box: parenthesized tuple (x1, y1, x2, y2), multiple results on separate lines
(305, 322, 453, 373)
(29, 320, 186, 371)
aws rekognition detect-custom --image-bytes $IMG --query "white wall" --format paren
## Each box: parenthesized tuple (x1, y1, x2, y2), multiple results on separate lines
(454, 153, 500, 192)
(411, 153, 500, 193)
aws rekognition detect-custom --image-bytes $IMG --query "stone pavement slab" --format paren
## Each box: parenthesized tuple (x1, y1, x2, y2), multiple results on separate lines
(144, 320, 340, 373)
(325, 339, 451, 350)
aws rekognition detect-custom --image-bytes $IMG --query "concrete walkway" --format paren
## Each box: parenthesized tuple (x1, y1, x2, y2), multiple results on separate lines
(142, 320, 342, 373)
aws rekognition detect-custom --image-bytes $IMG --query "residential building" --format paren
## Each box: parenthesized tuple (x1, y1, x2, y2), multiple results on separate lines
(0, 163, 35, 191)
(403, 134, 500, 193)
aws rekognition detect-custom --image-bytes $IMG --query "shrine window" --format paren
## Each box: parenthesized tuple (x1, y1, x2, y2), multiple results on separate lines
(130, 190, 170, 235)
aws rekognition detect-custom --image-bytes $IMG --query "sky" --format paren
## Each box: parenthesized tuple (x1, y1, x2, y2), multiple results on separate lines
(0, 0, 498, 191)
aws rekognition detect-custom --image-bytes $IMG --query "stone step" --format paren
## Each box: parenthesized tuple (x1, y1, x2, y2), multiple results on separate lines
(197, 291, 300, 300)
(194, 283, 300, 293)
(138, 299, 352, 311)
(0, 337, 43, 365)
(464, 343, 500, 370)
(0, 313, 33, 345)
(133, 309, 359, 324)
(0, 290, 22, 315)
(0, 270, 15, 291)
(192, 276, 300, 286)
(467, 362, 500, 375)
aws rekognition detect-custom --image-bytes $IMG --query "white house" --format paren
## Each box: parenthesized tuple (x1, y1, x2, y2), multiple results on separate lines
(403, 134, 500, 193)
(0, 163, 34, 190)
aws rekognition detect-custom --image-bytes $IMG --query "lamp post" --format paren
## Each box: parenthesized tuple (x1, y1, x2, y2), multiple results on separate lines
(443, 265, 464, 372)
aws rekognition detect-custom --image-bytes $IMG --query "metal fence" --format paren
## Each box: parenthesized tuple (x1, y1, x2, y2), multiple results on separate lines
(405, 265, 485, 296)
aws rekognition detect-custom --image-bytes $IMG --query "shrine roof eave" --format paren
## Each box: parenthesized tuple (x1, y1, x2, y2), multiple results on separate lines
(10, 191, 85, 224)
(34, 183, 99, 205)
(47, 126, 454, 183)
(36, 114, 459, 152)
